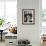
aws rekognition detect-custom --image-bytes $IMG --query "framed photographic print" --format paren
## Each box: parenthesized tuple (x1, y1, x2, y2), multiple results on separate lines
(22, 9, 35, 25)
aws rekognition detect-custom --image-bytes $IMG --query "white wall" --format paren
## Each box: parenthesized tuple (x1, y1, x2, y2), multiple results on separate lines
(17, 0, 42, 46)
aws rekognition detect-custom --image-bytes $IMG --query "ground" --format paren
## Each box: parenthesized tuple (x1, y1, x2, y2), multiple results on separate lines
(0, 41, 5, 46)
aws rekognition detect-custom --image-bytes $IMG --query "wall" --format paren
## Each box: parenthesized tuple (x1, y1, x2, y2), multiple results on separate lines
(17, 0, 42, 46)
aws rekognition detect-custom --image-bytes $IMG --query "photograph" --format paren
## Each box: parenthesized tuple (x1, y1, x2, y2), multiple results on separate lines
(22, 9, 35, 25)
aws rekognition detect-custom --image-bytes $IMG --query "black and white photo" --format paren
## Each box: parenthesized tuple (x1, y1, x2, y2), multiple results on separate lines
(22, 9, 35, 25)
